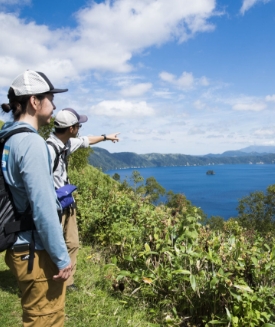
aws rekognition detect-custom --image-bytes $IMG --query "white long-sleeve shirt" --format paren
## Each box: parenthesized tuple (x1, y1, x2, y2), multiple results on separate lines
(46, 133, 89, 189)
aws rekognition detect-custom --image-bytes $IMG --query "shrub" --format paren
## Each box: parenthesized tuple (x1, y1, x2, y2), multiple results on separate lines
(70, 165, 275, 326)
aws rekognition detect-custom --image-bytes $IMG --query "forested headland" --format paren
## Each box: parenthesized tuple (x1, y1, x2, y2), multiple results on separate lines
(89, 147, 275, 171)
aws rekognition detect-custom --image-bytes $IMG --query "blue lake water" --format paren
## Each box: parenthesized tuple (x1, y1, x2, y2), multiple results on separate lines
(107, 164, 275, 219)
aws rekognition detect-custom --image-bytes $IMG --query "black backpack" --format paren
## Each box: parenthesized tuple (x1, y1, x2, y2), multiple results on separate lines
(46, 140, 68, 173)
(0, 127, 35, 270)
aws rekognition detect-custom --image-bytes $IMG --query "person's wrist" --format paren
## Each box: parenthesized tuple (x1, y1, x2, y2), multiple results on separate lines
(101, 134, 107, 141)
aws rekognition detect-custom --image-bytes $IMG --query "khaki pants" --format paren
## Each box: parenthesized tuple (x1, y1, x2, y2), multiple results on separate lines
(61, 207, 79, 286)
(5, 249, 66, 327)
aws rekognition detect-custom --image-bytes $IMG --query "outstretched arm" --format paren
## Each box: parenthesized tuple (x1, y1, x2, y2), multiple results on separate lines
(87, 132, 120, 145)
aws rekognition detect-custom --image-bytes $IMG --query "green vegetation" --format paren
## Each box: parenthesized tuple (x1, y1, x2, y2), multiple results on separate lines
(69, 166, 275, 326)
(1, 119, 275, 326)
(236, 185, 275, 235)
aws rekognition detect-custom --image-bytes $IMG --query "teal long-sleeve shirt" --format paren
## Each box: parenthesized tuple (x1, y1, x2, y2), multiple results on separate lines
(0, 121, 70, 270)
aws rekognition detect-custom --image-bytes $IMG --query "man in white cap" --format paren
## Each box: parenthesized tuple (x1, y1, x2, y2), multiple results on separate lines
(46, 108, 119, 290)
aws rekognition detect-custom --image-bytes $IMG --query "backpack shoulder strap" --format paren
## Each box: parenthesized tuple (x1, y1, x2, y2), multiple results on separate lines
(46, 140, 64, 172)
(0, 127, 34, 218)
(0, 127, 34, 147)
(0, 127, 35, 161)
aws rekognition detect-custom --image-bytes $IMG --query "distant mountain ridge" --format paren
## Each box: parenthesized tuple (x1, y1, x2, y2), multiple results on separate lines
(239, 145, 275, 153)
(205, 146, 275, 157)
(89, 146, 275, 171)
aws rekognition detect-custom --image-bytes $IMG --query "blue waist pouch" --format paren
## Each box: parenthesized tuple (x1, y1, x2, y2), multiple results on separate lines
(56, 184, 77, 209)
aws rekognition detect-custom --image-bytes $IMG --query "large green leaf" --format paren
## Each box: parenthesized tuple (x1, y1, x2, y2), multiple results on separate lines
(190, 274, 196, 292)
(172, 269, 191, 275)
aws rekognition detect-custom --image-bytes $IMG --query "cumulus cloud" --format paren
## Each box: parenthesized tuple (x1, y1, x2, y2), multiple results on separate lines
(232, 102, 266, 111)
(159, 71, 194, 89)
(0, 0, 216, 85)
(266, 94, 275, 102)
(120, 83, 152, 97)
(240, 0, 271, 15)
(159, 71, 209, 90)
(90, 100, 155, 117)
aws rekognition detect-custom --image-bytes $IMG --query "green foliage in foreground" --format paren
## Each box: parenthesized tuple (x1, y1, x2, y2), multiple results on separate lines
(236, 185, 275, 235)
(2, 161, 275, 326)
(70, 165, 275, 326)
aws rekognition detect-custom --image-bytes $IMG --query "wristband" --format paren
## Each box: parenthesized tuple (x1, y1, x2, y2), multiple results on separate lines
(101, 134, 107, 141)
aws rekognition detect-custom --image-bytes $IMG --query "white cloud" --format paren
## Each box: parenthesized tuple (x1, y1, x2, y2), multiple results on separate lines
(0, 0, 30, 4)
(193, 99, 206, 110)
(120, 83, 152, 97)
(159, 72, 175, 83)
(157, 130, 171, 135)
(215, 95, 268, 112)
(159, 71, 209, 90)
(159, 71, 194, 89)
(253, 128, 275, 136)
(177, 72, 195, 89)
(232, 102, 266, 111)
(153, 90, 174, 99)
(199, 76, 210, 86)
(133, 128, 152, 134)
(76, 0, 216, 49)
(0, 0, 216, 86)
(207, 134, 224, 139)
(90, 100, 155, 117)
(240, 0, 271, 15)
(266, 94, 275, 102)
(189, 127, 206, 135)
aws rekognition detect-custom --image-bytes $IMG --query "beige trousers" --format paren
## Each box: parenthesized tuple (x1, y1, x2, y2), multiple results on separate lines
(5, 249, 66, 327)
(61, 207, 79, 286)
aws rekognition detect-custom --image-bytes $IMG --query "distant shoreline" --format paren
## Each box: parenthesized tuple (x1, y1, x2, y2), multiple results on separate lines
(89, 147, 275, 172)
(107, 162, 273, 171)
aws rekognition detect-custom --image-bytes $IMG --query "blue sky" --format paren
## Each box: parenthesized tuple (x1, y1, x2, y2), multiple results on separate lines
(0, 0, 275, 155)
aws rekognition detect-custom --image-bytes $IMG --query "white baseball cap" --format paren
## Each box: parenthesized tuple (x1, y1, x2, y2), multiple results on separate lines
(10, 70, 68, 96)
(54, 108, 88, 128)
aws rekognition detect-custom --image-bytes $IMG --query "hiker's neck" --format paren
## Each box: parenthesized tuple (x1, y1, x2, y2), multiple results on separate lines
(54, 132, 71, 144)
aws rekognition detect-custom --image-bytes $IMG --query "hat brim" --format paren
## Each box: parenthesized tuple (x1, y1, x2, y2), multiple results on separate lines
(79, 115, 88, 123)
(49, 88, 68, 94)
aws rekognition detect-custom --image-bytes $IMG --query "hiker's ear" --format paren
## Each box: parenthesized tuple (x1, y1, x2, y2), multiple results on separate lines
(29, 96, 38, 111)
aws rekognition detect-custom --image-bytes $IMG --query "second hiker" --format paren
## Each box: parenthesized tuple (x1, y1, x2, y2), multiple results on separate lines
(47, 108, 119, 290)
